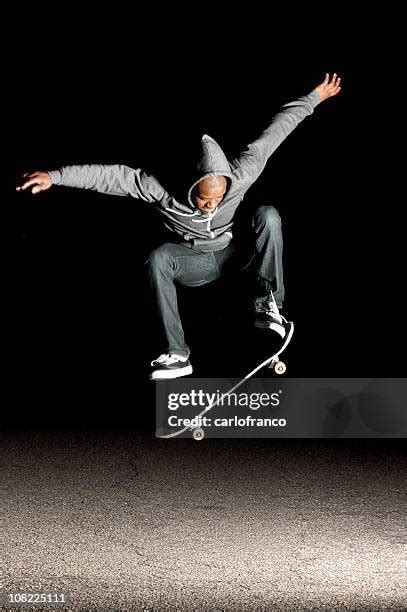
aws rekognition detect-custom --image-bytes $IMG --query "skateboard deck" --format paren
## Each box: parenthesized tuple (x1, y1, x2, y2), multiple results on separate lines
(158, 321, 294, 440)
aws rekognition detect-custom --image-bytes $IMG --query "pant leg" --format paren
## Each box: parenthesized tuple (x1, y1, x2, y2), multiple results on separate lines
(243, 204, 285, 310)
(145, 242, 230, 357)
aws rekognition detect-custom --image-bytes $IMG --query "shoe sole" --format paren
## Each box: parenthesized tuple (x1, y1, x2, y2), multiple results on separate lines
(254, 320, 286, 338)
(150, 365, 193, 381)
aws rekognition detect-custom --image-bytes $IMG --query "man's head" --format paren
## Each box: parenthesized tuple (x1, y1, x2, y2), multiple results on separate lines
(192, 175, 228, 213)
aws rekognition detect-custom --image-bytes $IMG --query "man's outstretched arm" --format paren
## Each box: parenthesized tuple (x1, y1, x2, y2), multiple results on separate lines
(233, 73, 341, 184)
(16, 164, 166, 203)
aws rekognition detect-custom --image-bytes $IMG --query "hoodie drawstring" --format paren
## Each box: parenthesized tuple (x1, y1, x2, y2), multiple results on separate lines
(191, 208, 218, 237)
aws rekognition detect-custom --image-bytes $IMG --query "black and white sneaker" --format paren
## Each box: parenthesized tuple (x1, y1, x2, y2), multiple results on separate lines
(254, 296, 287, 338)
(150, 354, 193, 380)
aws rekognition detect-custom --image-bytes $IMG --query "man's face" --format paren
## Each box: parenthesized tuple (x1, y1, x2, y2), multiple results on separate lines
(192, 177, 227, 213)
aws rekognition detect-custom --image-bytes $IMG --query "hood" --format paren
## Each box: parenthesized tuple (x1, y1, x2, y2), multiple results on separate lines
(187, 134, 233, 208)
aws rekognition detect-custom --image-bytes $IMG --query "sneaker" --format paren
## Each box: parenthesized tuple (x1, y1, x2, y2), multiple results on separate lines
(254, 296, 287, 338)
(150, 354, 193, 380)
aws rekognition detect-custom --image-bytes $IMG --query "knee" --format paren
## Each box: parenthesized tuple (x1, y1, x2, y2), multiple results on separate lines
(253, 205, 282, 229)
(145, 245, 173, 274)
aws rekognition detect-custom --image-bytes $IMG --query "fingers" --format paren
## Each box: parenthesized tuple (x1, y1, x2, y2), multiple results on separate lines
(16, 172, 35, 190)
(16, 172, 45, 193)
(323, 73, 341, 86)
(325, 73, 342, 97)
(334, 78, 341, 95)
(17, 177, 39, 191)
(32, 184, 45, 195)
(331, 74, 340, 90)
(315, 72, 342, 101)
(330, 75, 341, 96)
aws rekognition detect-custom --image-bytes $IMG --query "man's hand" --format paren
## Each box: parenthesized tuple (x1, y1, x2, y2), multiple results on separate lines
(315, 73, 341, 102)
(16, 171, 52, 195)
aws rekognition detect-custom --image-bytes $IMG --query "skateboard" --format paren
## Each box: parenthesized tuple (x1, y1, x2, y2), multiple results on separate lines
(158, 321, 294, 440)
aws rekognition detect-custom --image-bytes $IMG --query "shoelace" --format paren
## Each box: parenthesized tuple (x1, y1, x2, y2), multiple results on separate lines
(264, 295, 288, 324)
(151, 354, 183, 367)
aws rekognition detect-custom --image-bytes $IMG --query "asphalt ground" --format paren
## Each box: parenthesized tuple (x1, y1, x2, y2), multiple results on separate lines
(1, 429, 406, 610)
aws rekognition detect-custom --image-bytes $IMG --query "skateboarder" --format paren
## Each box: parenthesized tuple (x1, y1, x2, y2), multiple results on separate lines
(16, 73, 341, 380)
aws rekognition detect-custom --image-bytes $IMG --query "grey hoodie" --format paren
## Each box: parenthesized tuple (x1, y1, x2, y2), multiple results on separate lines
(48, 89, 321, 251)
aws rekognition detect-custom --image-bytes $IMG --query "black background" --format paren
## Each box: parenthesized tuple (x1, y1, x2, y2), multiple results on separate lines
(9, 14, 404, 429)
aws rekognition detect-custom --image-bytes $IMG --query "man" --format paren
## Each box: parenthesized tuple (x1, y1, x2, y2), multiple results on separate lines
(16, 73, 341, 380)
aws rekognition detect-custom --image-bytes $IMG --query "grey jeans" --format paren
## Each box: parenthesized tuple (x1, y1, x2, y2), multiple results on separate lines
(145, 205, 284, 358)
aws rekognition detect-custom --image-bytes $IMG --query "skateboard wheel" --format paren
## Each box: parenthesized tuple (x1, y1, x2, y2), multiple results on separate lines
(274, 361, 286, 375)
(192, 428, 205, 441)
